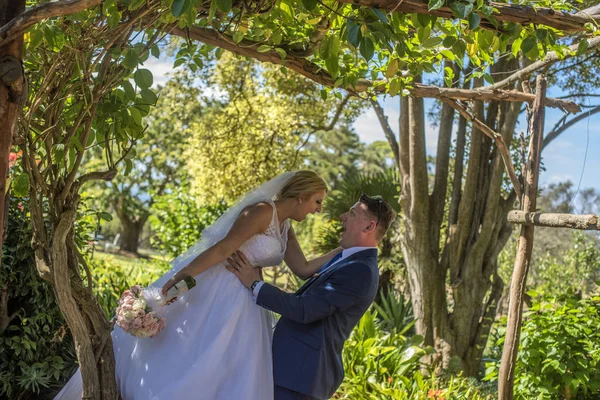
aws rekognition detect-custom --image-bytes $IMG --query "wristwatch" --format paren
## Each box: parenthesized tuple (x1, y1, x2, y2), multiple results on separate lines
(250, 280, 262, 291)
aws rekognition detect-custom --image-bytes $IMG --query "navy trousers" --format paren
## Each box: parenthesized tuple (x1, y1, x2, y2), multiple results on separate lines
(274, 385, 317, 400)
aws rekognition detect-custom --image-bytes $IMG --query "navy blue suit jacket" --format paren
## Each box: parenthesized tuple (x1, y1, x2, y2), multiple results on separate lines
(256, 248, 379, 399)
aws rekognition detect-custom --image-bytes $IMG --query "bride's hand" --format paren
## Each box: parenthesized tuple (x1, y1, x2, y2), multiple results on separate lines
(161, 278, 180, 305)
(161, 278, 176, 296)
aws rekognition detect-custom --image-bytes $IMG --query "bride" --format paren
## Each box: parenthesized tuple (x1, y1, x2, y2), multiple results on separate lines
(55, 170, 342, 400)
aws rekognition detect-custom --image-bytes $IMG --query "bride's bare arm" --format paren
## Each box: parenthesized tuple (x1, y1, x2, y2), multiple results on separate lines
(161, 203, 272, 294)
(283, 226, 342, 280)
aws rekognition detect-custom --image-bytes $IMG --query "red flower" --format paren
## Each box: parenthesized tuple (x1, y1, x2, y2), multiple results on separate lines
(8, 151, 22, 169)
(8, 153, 17, 168)
(17, 203, 24, 211)
(427, 389, 446, 400)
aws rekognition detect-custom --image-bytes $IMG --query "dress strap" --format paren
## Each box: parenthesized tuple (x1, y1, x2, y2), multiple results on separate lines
(260, 199, 279, 235)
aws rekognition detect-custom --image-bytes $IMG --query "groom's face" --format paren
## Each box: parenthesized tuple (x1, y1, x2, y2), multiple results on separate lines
(339, 202, 376, 248)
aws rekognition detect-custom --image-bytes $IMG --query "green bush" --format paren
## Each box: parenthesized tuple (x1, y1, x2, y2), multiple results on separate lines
(373, 289, 415, 335)
(336, 310, 494, 399)
(149, 184, 226, 258)
(485, 296, 600, 399)
(0, 197, 77, 399)
(90, 254, 170, 318)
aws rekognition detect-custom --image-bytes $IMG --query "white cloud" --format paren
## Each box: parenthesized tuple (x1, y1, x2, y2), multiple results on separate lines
(354, 108, 394, 144)
(353, 100, 438, 155)
(143, 57, 177, 87)
(547, 174, 574, 183)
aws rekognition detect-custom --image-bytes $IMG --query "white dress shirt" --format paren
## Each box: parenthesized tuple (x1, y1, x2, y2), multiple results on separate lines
(252, 246, 377, 298)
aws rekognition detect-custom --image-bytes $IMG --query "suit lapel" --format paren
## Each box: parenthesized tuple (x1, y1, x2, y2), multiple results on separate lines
(295, 248, 377, 296)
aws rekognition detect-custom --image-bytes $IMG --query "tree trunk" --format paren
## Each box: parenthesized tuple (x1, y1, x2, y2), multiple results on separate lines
(498, 75, 547, 400)
(119, 218, 144, 254)
(392, 60, 522, 375)
(46, 210, 118, 400)
(0, 0, 26, 259)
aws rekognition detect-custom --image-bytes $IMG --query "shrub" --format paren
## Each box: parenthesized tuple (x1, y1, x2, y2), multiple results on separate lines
(485, 296, 600, 399)
(336, 310, 493, 399)
(149, 185, 226, 258)
(0, 197, 77, 399)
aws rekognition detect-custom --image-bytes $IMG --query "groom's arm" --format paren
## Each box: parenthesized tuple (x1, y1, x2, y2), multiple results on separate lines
(255, 261, 374, 324)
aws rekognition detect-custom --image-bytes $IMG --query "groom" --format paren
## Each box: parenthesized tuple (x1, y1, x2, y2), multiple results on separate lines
(227, 193, 396, 400)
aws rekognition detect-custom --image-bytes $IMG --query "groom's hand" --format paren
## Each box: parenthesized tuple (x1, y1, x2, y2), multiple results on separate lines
(226, 251, 261, 289)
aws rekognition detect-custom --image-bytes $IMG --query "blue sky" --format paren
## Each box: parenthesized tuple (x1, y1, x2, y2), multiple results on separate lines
(357, 94, 600, 194)
(145, 56, 600, 195)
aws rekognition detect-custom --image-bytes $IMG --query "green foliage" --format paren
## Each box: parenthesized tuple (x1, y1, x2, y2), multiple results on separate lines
(359, 141, 397, 175)
(304, 127, 364, 189)
(24, 12, 160, 182)
(0, 197, 76, 399)
(316, 169, 400, 254)
(499, 230, 600, 299)
(83, 70, 207, 253)
(149, 183, 227, 258)
(323, 169, 400, 221)
(485, 296, 600, 399)
(339, 310, 431, 397)
(529, 232, 600, 298)
(373, 290, 415, 335)
(337, 309, 493, 399)
(186, 52, 364, 203)
(171, 0, 589, 99)
(90, 254, 170, 318)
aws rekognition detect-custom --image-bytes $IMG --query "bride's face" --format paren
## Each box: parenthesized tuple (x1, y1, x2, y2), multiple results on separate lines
(294, 190, 326, 221)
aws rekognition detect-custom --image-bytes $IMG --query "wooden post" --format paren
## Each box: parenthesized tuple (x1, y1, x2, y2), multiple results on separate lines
(0, 0, 26, 259)
(498, 75, 547, 400)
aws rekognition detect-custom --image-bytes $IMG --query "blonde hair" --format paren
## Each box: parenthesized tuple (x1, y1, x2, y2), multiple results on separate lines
(277, 170, 328, 200)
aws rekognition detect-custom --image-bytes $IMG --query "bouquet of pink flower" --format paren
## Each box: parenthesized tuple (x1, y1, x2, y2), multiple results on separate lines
(115, 285, 166, 338)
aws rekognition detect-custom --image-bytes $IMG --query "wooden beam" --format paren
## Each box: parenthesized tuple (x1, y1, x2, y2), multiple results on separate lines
(338, 0, 600, 33)
(412, 85, 581, 114)
(508, 210, 600, 230)
(172, 26, 582, 113)
(0, 0, 101, 48)
(499, 74, 547, 400)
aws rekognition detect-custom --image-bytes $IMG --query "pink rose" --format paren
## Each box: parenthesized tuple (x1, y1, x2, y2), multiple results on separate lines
(143, 313, 154, 325)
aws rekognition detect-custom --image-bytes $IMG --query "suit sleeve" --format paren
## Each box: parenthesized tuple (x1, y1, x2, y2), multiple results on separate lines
(256, 261, 373, 324)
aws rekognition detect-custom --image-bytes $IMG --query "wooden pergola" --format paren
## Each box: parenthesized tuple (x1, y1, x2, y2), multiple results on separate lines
(1, 1, 599, 399)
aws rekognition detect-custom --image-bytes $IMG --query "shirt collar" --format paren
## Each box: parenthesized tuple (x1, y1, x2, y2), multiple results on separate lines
(340, 246, 378, 260)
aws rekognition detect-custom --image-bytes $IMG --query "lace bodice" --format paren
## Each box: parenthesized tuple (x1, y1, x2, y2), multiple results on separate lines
(238, 200, 289, 268)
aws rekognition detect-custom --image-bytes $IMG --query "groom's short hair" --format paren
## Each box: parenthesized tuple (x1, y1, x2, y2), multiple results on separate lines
(359, 193, 397, 239)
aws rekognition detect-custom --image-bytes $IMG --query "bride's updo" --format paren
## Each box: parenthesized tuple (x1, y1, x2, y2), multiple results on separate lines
(277, 170, 328, 200)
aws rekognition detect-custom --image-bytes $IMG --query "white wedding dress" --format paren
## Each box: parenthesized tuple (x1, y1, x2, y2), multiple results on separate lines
(55, 200, 289, 400)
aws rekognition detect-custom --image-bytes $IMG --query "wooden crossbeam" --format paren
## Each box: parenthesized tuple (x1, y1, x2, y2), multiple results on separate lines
(339, 0, 600, 33)
(508, 210, 600, 230)
(172, 26, 582, 113)
(0, 0, 102, 48)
